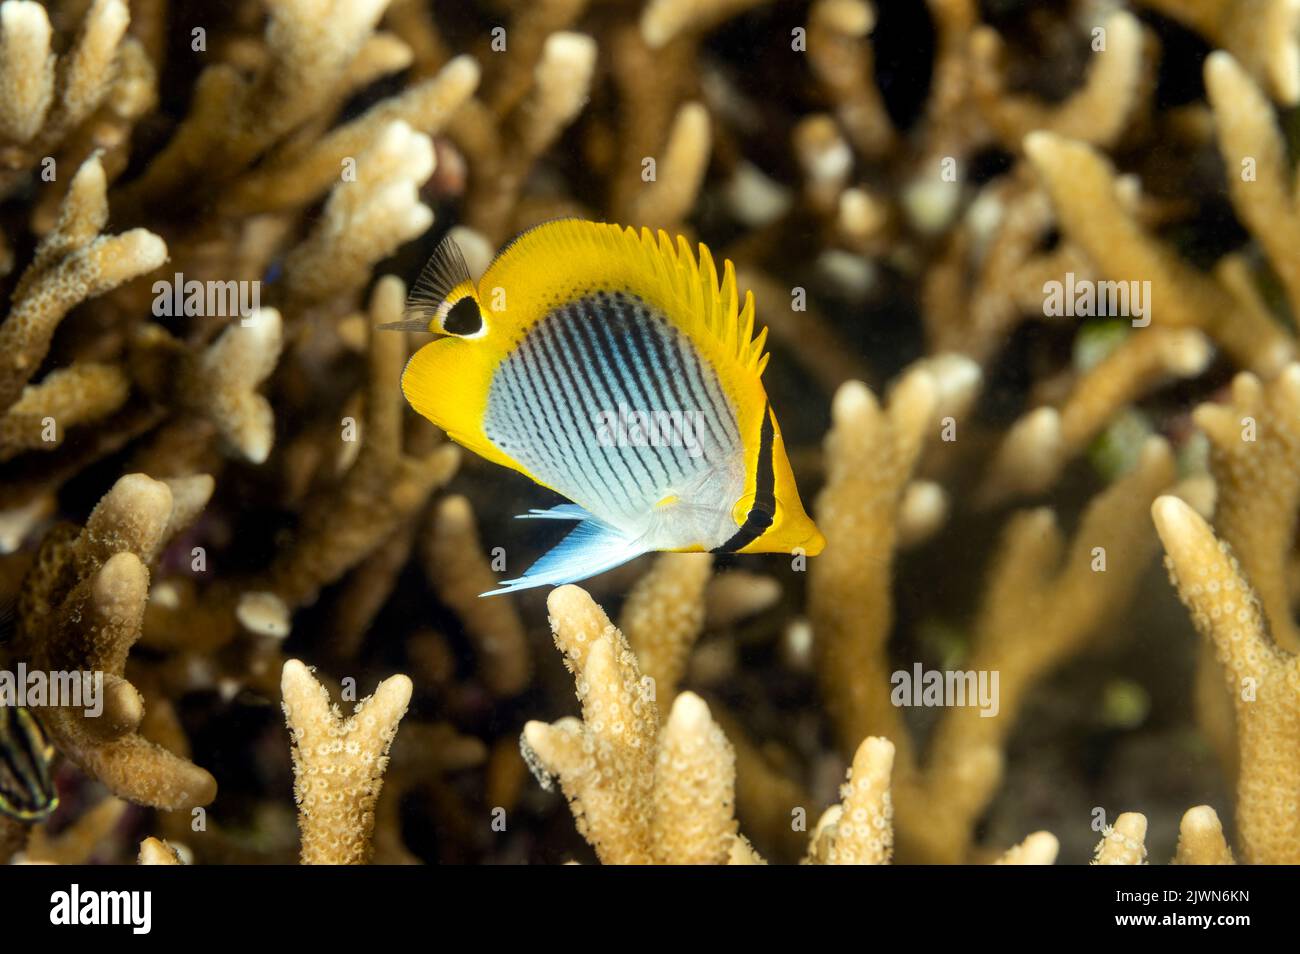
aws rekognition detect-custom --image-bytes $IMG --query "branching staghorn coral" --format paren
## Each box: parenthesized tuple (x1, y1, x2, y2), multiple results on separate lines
(0, 362, 129, 461)
(811, 369, 939, 765)
(1190, 356, 1300, 662)
(1089, 805, 1235, 865)
(281, 658, 412, 865)
(905, 438, 1178, 863)
(922, 171, 1079, 365)
(521, 585, 747, 864)
(1135, 0, 1300, 104)
(134, 315, 456, 679)
(423, 494, 530, 696)
(525, 586, 925, 866)
(0, 152, 165, 437)
(805, 736, 895, 865)
(1092, 811, 1148, 865)
(1153, 495, 1300, 863)
(619, 552, 713, 712)
(812, 360, 1181, 861)
(1023, 130, 1294, 375)
(1173, 805, 1235, 865)
(810, 354, 981, 759)
(254, 277, 460, 618)
(1204, 51, 1300, 327)
(980, 327, 1212, 501)
(117, 0, 394, 204)
(996, 831, 1060, 865)
(1183, 366, 1300, 781)
(6, 0, 1300, 869)
(0, 0, 132, 195)
(455, 29, 598, 242)
(14, 473, 217, 811)
(970, 10, 1151, 152)
(222, 54, 479, 217)
(130, 307, 284, 465)
(805, 0, 893, 160)
(137, 836, 184, 865)
(282, 120, 435, 307)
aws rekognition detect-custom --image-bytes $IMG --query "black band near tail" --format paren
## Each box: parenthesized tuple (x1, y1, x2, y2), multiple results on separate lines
(713, 404, 775, 554)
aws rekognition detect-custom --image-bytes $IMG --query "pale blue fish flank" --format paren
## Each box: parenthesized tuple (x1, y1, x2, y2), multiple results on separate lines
(483, 292, 740, 524)
(480, 291, 744, 593)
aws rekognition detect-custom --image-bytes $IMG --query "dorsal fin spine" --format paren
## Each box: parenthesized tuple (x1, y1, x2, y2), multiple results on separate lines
(720, 258, 738, 356)
(698, 242, 719, 340)
(407, 232, 474, 323)
(750, 324, 768, 371)
(738, 288, 755, 366)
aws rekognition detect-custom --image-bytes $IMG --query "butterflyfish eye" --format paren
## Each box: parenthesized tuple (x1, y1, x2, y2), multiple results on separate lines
(443, 297, 484, 336)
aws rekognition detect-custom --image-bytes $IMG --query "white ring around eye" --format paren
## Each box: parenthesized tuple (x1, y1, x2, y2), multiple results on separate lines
(435, 296, 491, 339)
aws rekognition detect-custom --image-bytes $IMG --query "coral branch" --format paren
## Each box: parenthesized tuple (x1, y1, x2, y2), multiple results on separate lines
(806, 736, 896, 865)
(811, 371, 937, 764)
(257, 277, 459, 613)
(0, 154, 166, 411)
(1153, 495, 1300, 863)
(971, 10, 1147, 150)
(620, 552, 713, 710)
(281, 659, 412, 865)
(522, 585, 751, 863)
(283, 121, 434, 305)
(138, 837, 183, 865)
(905, 438, 1175, 862)
(14, 473, 217, 809)
(1092, 812, 1148, 865)
(1023, 131, 1293, 374)
(1172, 806, 1235, 864)
(423, 494, 530, 695)
(996, 832, 1060, 865)
(1192, 365, 1300, 655)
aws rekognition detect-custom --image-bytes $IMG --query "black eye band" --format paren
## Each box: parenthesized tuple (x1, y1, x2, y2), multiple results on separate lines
(444, 297, 484, 335)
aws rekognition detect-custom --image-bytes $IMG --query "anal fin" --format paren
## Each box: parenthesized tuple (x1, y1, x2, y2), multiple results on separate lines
(515, 504, 593, 521)
(481, 518, 647, 596)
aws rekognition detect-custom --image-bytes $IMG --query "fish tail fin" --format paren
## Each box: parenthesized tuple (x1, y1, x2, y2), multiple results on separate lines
(480, 518, 647, 596)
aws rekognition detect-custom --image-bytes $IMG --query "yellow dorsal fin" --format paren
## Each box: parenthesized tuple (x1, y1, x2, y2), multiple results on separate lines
(474, 217, 769, 387)
(617, 224, 767, 377)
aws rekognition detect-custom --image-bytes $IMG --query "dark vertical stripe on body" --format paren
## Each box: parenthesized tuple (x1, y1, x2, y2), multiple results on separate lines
(518, 333, 620, 513)
(573, 302, 681, 494)
(622, 303, 697, 474)
(494, 360, 554, 473)
(712, 404, 776, 554)
(549, 309, 655, 496)
(1, 707, 53, 817)
(591, 299, 675, 486)
(674, 327, 735, 451)
(497, 348, 565, 484)
(574, 298, 686, 488)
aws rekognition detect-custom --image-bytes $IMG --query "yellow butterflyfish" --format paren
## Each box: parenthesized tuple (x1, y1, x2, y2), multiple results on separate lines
(387, 219, 824, 595)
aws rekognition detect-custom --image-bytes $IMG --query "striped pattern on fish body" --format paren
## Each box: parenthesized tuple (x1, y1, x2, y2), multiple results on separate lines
(0, 705, 58, 822)
(396, 219, 825, 594)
